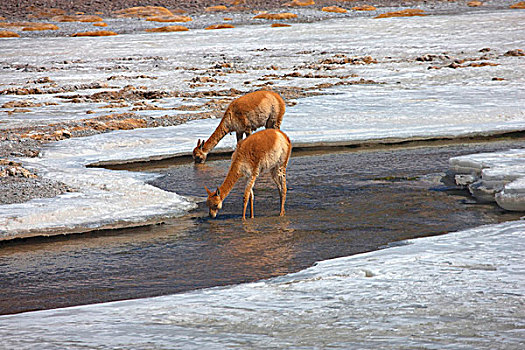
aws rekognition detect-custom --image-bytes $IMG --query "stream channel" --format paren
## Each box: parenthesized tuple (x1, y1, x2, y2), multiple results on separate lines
(0, 138, 524, 315)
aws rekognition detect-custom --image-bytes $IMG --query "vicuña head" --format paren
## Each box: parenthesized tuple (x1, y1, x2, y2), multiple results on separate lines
(193, 90, 285, 164)
(205, 186, 222, 218)
(204, 128, 291, 220)
(193, 139, 206, 164)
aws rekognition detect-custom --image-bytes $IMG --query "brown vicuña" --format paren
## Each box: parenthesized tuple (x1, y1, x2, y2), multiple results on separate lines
(205, 129, 292, 220)
(193, 90, 285, 163)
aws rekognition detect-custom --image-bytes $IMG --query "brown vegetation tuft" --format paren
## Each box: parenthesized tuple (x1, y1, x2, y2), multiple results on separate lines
(51, 15, 103, 22)
(145, 25, 189, 32)
(375, 9, 426, 18)
(71, 30, 117, 37)
(352, 5, 377, 11)
(467, 1, 483, 7)
(145, 15, 192, 22)
(205, 23, 235, 30)
(253, 13, 298, 20)
(1, 21, 59, 31)
(26, 7, 66, 19)
(205, 6, 229, 12)
(271, 23, 292, 27)
(510, 1, 525, 8)
(322, 6, 347, 13)
(283, 0, 315, 7)
(0, 30, 19, 37)
(22, 23, 59, 31)
(114, 6, 173, 18)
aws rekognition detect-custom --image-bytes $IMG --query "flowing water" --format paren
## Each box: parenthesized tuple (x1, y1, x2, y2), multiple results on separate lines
(1, 139, 523, 315)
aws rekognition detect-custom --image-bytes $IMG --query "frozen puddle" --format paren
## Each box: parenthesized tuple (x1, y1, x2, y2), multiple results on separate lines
(0, 219, 523, 348)
(450, 149, 525, 211)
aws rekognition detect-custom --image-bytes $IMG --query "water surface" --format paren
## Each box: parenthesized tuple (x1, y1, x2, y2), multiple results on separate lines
(1, 140, 523, 315)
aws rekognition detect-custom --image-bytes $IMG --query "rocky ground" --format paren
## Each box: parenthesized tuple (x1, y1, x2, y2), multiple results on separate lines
(1, 0, 523, 204)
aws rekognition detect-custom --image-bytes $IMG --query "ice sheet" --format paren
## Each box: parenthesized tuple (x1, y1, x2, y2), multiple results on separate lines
(1, 220, 523, 349)
(449, 149, 525, 210)
(1, 10, 524, 238)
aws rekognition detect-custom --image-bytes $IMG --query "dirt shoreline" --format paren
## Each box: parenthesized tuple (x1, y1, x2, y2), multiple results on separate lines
(0, 0, 501, 21)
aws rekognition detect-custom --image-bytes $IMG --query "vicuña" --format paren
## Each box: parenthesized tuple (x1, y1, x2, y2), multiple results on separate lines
(193, 90, 285, 163)
(205, 129, 292, 220)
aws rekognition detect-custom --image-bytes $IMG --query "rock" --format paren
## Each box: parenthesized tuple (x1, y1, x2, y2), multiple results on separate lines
(322, 6, 347, 13)
(71, 30, 118, 37)
(504, 49, 524, 56)
(145, 25, 189, 33)
(28, 76, 53, 84)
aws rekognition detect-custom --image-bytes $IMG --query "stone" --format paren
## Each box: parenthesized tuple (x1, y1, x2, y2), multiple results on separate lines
(504, 49, 524, 56)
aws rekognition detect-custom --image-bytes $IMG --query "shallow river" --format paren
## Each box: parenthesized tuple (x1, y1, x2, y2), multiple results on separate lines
(0, 139, 523, 315)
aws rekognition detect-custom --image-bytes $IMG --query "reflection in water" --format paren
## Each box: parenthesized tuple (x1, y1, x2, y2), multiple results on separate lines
(1, 141, 524, 315)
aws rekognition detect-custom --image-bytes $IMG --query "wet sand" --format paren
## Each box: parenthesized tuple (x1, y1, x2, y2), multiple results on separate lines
(1, 139, 523, 315)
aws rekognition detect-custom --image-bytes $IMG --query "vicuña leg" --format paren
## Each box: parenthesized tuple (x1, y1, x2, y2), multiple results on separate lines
(243, 175, 257, 220)
(271, 166, 287, 216)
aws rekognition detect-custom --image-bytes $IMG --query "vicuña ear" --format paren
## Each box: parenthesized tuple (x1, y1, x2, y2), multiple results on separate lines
(205, 186, 212, 196)
(216, 187, 221, 196)
(198, 139, 204, 149)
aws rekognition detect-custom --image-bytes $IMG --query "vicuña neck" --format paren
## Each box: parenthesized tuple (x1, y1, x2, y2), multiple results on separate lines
(218, 161, 242, 200)
(203, 118, 229, 153)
